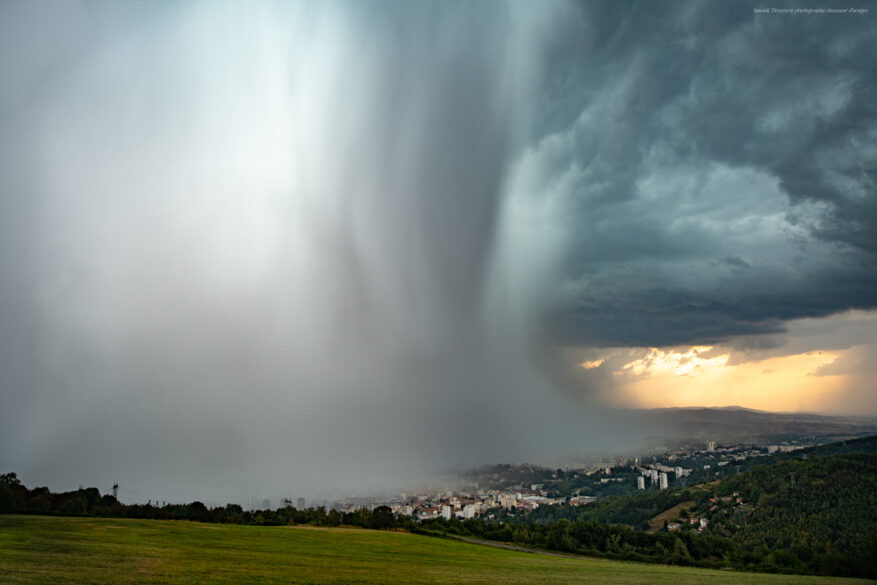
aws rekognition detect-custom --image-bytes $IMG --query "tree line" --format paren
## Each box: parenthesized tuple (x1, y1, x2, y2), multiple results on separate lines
(0, 472, 413, 531)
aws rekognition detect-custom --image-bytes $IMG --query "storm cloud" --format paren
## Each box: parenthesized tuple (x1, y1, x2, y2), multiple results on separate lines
(532, 2, 877, 347)
(1, 1, 876, 502)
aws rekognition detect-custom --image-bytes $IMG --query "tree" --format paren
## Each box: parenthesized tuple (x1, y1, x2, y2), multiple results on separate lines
(669, 538, 693, 565)
(369, 506, 395, 530)
(327, 509, 341, 527)
(0, 484, 13, 512)
(59, 496, 87, 515)
(186, 501, 210, 522)
(547, 519, 575, 552)
(0, 472, 21, 487)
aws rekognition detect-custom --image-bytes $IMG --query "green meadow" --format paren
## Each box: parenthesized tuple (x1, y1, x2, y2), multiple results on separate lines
(0, 515, 872, 585)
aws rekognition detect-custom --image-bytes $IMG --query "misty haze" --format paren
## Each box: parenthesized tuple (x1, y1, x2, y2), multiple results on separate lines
(2, 0, 877, 534)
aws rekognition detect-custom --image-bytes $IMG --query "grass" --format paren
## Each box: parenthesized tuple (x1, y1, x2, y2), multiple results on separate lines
(647, 500, 696, 533)
(0, 515, 873, 585)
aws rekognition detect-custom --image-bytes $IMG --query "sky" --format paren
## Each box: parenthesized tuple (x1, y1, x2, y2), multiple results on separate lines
(1, 0, 876, 504)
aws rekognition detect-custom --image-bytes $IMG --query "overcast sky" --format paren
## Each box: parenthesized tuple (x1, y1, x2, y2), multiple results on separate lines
(1, 1, 875, 505)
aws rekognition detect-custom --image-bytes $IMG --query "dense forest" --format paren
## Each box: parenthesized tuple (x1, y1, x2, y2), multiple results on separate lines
(2, 436, 875, 579)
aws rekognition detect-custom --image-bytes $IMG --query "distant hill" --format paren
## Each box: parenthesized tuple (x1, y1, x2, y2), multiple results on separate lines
(630, 407, 877, 444)
(693, 452, 877, 576)
(800, 433, 877, 456)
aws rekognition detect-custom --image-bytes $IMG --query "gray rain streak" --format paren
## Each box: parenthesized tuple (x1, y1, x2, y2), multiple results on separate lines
(1, 1, 875, 503)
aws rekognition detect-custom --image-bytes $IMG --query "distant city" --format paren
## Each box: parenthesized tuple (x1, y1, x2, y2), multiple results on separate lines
(279, 436, 837, 521)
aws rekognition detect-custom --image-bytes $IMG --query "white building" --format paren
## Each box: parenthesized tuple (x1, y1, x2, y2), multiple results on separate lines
(417, 507, 440, 521)
(441, 505, 452, 520)
(659, 472, 668, 490)
(637, 476, 645, 490)
(706, 441, 716, 452)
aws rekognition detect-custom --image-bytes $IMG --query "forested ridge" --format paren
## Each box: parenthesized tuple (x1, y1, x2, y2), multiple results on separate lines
(422, 452, 877, 578)
(703, 454, 877, 575)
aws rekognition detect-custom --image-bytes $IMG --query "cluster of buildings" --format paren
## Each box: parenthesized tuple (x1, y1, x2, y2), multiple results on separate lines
(667, 517, 709, 533)
(387, 486, 565, 522)
(766, 444, 803, 454)
(697, 440, 804, 461)
(637, 464, 689, 490)
(667, 491, 749, 533)
(310, 439, 816, 519)
(381, 462, 693, 521)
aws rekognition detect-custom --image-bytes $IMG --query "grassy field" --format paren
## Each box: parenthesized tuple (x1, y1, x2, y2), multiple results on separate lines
(647, 500, 696, 533)
(0, 515, 873, 585)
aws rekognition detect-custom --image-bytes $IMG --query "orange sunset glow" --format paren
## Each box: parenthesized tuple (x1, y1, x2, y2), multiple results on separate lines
(615, 348, 846, 412)
(575, 310, 877, 414)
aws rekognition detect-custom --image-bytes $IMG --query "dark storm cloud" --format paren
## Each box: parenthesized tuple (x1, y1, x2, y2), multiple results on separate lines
(534, 1, 877, 347)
